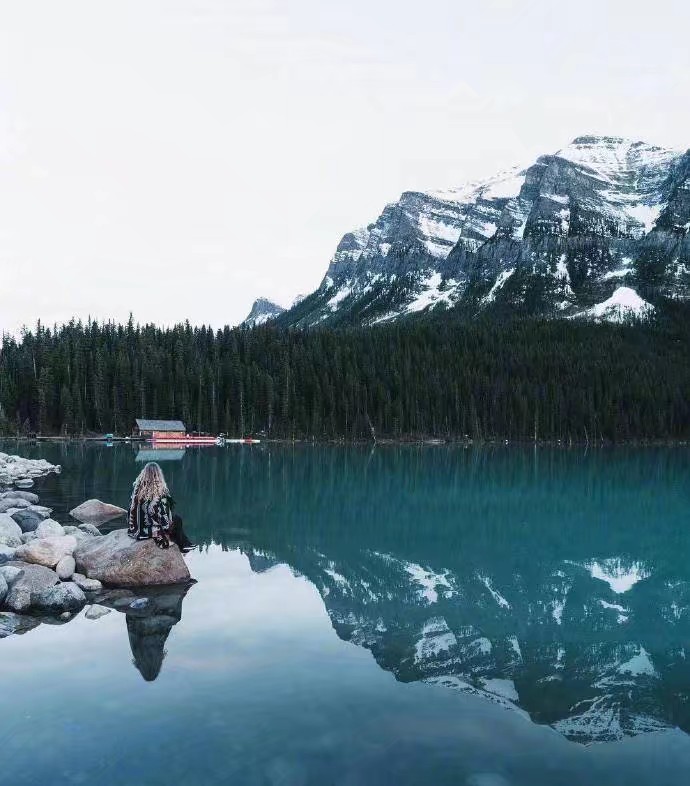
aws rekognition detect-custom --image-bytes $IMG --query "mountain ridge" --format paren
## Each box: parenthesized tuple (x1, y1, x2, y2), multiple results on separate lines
(251, 135, 690, 328)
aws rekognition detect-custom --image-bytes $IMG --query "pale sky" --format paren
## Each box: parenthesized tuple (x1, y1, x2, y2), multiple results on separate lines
(1, 0, 688, 333)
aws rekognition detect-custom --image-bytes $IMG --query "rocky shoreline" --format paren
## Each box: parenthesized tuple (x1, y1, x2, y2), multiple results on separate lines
(0, 452, 191, 639)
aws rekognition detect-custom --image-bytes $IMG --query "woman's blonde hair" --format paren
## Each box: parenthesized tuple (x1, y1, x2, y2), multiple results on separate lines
(132, 461, 169, 502)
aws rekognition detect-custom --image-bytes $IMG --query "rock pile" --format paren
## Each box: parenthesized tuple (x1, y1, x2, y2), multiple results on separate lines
(0, 455, 191, 638)
(0, 451, 61, 488)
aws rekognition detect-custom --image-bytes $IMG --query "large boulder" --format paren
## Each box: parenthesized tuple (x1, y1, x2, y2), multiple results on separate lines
(11, 509, 45, 533)
(32, 581, 86, 614)
(14, 535, 77, 568)
(74, 529, 190, 587)
(0, 514, 23, 547)
(3, 563, 59, 612)
(69, 499, 127, 524)
(84, 604, 111, 620)
(36, 519, 65, 538)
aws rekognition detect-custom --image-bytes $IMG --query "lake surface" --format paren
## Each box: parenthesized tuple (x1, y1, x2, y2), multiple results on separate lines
(2, 442, 690, 785)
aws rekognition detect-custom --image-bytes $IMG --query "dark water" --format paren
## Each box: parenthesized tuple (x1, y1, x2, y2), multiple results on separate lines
(2, 441, 690, 785)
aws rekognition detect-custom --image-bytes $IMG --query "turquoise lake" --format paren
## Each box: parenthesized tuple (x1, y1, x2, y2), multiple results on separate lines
(2, 442, 690, 785)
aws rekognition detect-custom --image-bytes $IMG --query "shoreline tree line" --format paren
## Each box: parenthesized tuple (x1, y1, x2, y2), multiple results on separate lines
(0, 309, 689, 442)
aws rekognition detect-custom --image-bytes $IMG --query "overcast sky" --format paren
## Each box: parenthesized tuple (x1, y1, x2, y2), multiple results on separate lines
(0, 0, 688, 333)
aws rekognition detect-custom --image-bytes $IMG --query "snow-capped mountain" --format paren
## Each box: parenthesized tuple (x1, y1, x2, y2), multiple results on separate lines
(272, 136, 690, 327)
(242, 297, 286, 327)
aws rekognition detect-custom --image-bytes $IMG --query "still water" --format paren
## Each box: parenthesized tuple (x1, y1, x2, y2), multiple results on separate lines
(2, 442, 690, 785)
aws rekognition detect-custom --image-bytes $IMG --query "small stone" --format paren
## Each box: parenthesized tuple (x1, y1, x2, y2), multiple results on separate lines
(14, 535, 77, 568)
(32, 581, 86, 613)
(27, 505, 52, 519)
(84, 604, 112, 620)
(71, 572, 102, 592)
(129, 597, 149, 609)
(20, 532, 37, 544)
(36, 519, 65, 538)
(70, 499, 127, 524)
(56, 555, 76, 580)
(0, 573, 7, 604)
(14, 479, 35, 489)
(78, 523, 102, 537)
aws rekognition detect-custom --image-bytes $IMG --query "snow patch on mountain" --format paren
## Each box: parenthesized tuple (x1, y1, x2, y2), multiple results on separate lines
(572, 287, 654, 323)
(586, 559, 650, 593)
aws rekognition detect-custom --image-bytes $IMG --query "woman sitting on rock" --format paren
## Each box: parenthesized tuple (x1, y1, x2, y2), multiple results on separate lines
(128, 462, 194, 551)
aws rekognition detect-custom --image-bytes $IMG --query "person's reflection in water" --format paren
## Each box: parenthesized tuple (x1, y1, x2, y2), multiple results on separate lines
(102, 583, 194, 682)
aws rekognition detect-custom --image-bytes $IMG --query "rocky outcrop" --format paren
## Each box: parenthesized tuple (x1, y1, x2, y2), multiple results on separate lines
(74, 529, 190, 586)
(69, 499, 127, 524)
(0, 453, 60, 486)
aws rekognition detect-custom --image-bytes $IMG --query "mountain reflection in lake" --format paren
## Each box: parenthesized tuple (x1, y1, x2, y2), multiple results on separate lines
(2, 442, 690, 785)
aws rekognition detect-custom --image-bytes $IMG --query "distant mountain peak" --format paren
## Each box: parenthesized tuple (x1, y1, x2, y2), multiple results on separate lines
(242, 297, 285, 327)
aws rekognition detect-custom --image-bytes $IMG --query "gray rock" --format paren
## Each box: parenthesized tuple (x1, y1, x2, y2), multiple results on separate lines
(75, 529, 190, 587)
(14, 535, 77, 568)
(72, 572, 102, 592)
(0, 565, 24, 585)
(14, 479, 35, 489)
(11, 508, 45, 533)
(27, 505, 52, 519)
(84, 604, 112, 620)
(1, 490, 40, 504)
(0, 611, 41, 638)
(20, 532, 37, 544)
(78, 522, 103, 537)
(36, 519, 65, 538)
(0, 498, 31, 513)
(69, 499, 127, 524)
(0, 513, 23, 540)
(0, 546, 17, 564)
(0, 573, 7, 604)
(0, 531, 22, 548)
(32, 581, 86, 614)
(4, 562, 59, 612)
(56, 555, 76, 580)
